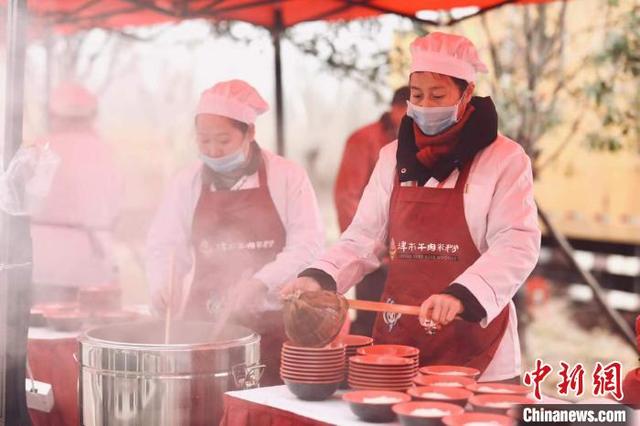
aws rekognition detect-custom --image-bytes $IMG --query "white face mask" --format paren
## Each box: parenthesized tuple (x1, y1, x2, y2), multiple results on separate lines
(406, 100, 460, 136)
(200, 140, 249, 173)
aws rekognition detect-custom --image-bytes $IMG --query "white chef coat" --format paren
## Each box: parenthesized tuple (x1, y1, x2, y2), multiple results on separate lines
(310, 134, 541, 382)
(30, 128, 121, 288)
(146, 148, 324, 315)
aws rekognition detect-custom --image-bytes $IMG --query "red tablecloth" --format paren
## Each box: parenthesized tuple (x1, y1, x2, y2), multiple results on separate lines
(27, 336, 79, 426)
(220, 394, 333, 426)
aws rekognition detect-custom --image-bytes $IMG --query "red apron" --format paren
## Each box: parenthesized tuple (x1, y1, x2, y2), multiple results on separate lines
(186, 157, 287, 386)
(372, 160, 510, 374)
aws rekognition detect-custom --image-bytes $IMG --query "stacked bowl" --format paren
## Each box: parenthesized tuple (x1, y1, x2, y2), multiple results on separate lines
(343, 390, 411, 423)
(419, 365, 481, 379)
(333, 334, 374, 388)
(334, 334, 374, 360)
(413, 374, 476, 389)
(280, 341, 346, 400)
(357, 344, 420, 369)
(348, 354, 417, 391)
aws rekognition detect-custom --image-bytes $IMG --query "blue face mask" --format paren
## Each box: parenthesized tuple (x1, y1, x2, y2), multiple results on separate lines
(200, 147, 247, 173)
(406, 100, 460, 135)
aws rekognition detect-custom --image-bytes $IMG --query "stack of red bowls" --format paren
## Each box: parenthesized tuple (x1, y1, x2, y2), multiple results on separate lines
(334, 334, 374, 359)
(349, 355, 417, 391)
(333, 335, 374, 387)
(280, 342, 346, 400)
(357, 344, 420, 370)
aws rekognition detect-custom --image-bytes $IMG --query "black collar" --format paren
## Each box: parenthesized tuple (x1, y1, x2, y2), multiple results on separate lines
(396, 96, 499, 185)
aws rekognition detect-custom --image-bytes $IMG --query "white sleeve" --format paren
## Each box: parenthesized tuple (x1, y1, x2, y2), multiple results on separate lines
(145, 176, 195, 315)
(311, 147, 394, 294)
(253, 166, 324, 291)
(454, 149, 541, 327)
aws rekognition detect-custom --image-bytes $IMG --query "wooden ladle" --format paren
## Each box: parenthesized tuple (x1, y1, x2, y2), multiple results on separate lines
(282, 290, 451, 347)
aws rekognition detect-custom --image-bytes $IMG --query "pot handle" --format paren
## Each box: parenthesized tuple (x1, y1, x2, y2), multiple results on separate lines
(232, 363, 266, 389)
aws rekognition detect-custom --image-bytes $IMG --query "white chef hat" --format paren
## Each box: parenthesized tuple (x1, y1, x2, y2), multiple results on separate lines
(49, 82, 98, 118)
(410, 32, 488, 83)
(196, 80, 269, 125)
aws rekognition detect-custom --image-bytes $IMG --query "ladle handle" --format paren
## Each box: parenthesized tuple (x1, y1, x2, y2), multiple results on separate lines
(348, 299, 421, 316)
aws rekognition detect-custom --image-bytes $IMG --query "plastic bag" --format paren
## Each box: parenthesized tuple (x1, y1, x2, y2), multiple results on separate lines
(0, 143, 60, 216)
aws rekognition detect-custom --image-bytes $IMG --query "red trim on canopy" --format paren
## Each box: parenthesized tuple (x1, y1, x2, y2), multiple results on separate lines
(1, 0, 559, 32)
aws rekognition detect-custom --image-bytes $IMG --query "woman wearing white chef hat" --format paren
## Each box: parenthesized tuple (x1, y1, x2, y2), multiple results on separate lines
(282, 32, 541, 383)
(146, 79, 324, 385)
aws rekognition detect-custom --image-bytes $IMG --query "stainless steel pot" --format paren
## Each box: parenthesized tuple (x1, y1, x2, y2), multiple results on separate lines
(79, 320, 262, 425)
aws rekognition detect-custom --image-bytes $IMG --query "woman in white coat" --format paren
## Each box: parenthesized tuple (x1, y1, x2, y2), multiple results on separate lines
(282, 33, 541, 383)
(146, 80, 324, 385)
(31, 82, 121, 303)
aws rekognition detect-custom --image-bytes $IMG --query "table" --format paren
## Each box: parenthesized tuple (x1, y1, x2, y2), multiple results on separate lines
(27, 327, 79, 426)
(221, 386, 383, 426)
(222, 385, 640, 426)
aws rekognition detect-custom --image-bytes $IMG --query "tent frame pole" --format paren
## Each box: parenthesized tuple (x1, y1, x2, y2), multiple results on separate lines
(272, 8, 285, 156)
(1, 0, 33, 425)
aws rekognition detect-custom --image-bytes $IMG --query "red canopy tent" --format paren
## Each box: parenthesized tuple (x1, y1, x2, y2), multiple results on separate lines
(9, 0, 552, 30)
(1, 1, 564, 425)
(3, 0, 554, 155)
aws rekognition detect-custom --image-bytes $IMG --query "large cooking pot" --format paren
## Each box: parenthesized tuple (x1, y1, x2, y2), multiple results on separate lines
(79, 320, 262, 425)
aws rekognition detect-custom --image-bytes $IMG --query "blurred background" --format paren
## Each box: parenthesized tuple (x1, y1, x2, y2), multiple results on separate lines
(1, 0, 639, 402)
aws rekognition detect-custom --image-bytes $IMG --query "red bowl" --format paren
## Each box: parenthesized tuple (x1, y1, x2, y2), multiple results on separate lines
(349, 374, 414, 383)
(407, 386, 473, 407)
(349, 369, 416, 379)
(351, 369, 418, 378)
(349, 375, 414, 383)
(283, 349, 345, 357)
(350, 363, 418, 372)
(469, 394, 535, 415)
(333, 335, 374, 347)
(350, 362, 417, 371)
(282, 351, 345, 360)
(282, 363, 346, 371)
(392, 401, 464, 424)
(349, 382, 412, 392)
(281, 358, 344, 367)
(280, 354, 347, 364)
(281, 372, 344, 382)
(343, 390, 411, 422)
(283, 341, 345, 352)
(443, 412, 515, 426)
(281, 370, 344, 380)
(283, 379, 340, 400)
(344, 390, 411, 404)
(357, 344, 419, 358)
(280, 364, 344, 374)
(351, 355, 415, 367)
(413, 374, 476, 388)
(280, 372, 345, 383)
(419, 365, 481, 378)
(466, 383, 531, 396)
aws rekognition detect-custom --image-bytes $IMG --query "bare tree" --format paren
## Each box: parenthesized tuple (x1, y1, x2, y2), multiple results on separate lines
(480, 1, 575, 171)
(583, 1, 640, 153)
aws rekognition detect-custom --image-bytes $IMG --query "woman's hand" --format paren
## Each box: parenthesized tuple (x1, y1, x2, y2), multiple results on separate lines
(419, 294, 464, 327)
(279, 277, 322, 299)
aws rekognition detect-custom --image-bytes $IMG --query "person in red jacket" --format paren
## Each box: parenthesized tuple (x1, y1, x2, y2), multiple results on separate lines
(334, 86, 409, 336)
